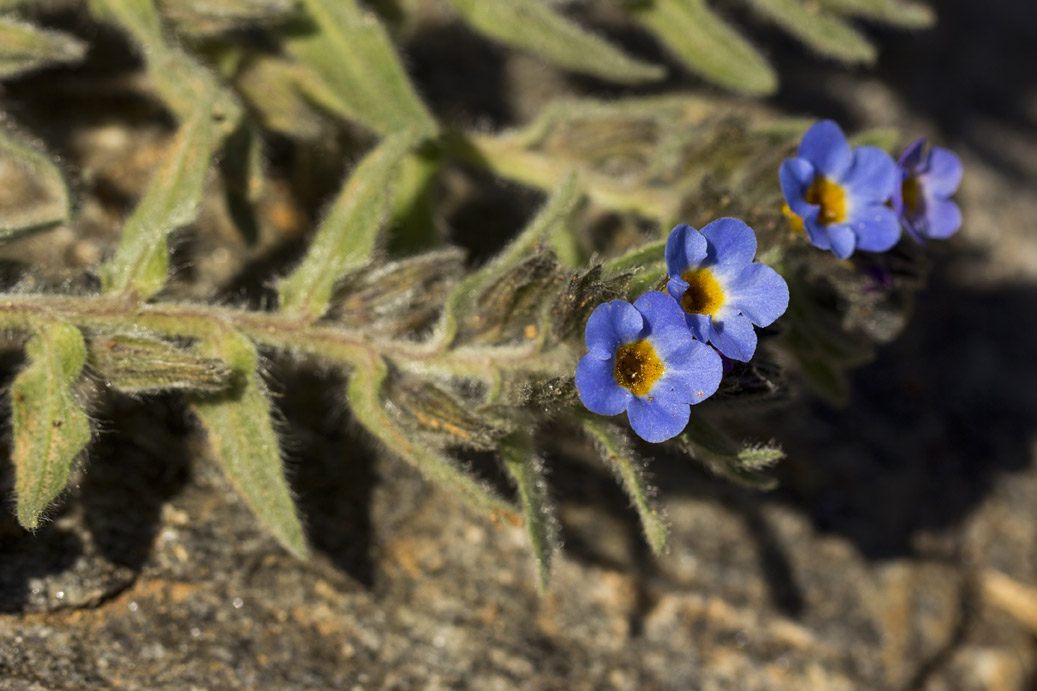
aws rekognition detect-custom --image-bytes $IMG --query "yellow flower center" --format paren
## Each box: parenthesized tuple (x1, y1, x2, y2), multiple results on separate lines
(680, 268, 725, 316)
(782, 203, 805, 234)
(805, 176, 847, 225)
(901, 176, 922, 214)
(614, 340, 665, 396)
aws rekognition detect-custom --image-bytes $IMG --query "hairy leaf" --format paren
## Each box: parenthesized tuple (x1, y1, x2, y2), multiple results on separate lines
(748, 0, 875, 63)
(501, 431, 557, 591)
(678, 414, 782, 489)
(100, 103, 215, 300)
(285, 0, 437, 137)
(445, 0, 663, 84)
(88, 332, 232, 394)
(631, 0, 777, 95)
(159, 0, 295, 36)
(278, 132, 417, 321)
(818, 0, 934, 27)
(581, 416, 667, 555)
(89, 0, 240, 124)
(347, 355, 518, 523)
(12, 322, 91, 529)
(235, 56, 326, 139)
(0, 126, 71, 240)
(386, 374, 510, 450)
(0, 15, 86, 79)
(189, 328, 307, 558)
(439, 173, 581, 345)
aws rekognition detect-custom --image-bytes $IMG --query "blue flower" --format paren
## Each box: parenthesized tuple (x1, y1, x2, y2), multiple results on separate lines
(892, 137, 963, 244)
(780, 120, 901, 259)
(576, 291, 722, 443)
(664, 219, 789, 362)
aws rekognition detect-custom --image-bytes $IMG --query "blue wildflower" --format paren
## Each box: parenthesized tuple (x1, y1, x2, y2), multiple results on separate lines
(780, 120, 901, 259)
(664, 219, 789, 362)
(893, 137, 963, 244)
(575, 291, 722, 443)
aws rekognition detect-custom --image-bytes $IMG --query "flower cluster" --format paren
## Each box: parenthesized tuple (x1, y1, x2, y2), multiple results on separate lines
(576, 219, 788, 442)
(780, 120, 962, 258)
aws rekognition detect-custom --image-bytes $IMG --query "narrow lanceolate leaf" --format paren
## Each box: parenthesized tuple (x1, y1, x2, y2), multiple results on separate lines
(12, 322, 91, 529)
(347, 355, 518, 523)
(580, 416, 667, 555)
(748, 0, 875, 63)
(678, 414, 782, 490)
(439, 173, 581, 345)
(189, 328, 307, 558)
(162, 0, 295, 36)
(286, 0, 437, 137)
(445, 0, 663, 84)
(89, 0, 240, 124)
(818, 0, 934, 27)
(100, 104, 215, 300)
(0, 126, 71, 240)
(631, 0, 777, 95)
(0, 16, 86, 79)
(278, 133, 417, 320)
(501, 431, 557, 591)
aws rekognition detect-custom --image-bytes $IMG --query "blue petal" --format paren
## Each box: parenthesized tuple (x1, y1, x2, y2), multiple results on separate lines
(584, 300, 643, 359)
(666, 275, 689, 305)
(633, 290, 688, 336)
(924, 198, 962, 239)
(849, 204, 901, 253)
(706, 309, 757, 362)
(655, 343, 723, 404)
(665, 224, 707, 277)
(627, 386, 690, 443)
(841, 146, 897, 202)
(923, 147, 963, 196)
(726, 263, 789, 327)
(802, 211, 833, 251)
(701, 218, 756, 274)
(780, 158, 816, 218)
(827, 223, 857, 259)
(575, 354, 630, 416)
(898, 137, 926, 170)
(682, 311, 711, 343)
(798, 120, 852, 178)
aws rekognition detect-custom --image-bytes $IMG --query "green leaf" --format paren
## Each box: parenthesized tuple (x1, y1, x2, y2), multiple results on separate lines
(0, 126, 71, 240)
(747, 0, 875, 63)
(87, 332, 232, 394)
(278, 132, 418, 320)
(438, 173, 582, 345)
(11, 322, 91, 529)
(580, 416, 667, 555)
(602, 239, 665, 277)
(445, 0, 663, 84)
(285, 0, 437, 137)
(234, 55, 326, 139)
(0, 15, 86, 79)
(818, 0, 934, 27)
(100, 103, 215, 300)
(189, 328, 308, 558)
(678, 414, 781, 489)
(630, 0, 777, 95)
(346, 355, 518, 523)
(160, 0, 295, 36)
(501, 431, 557, 591)
(89, 0, 240, 124)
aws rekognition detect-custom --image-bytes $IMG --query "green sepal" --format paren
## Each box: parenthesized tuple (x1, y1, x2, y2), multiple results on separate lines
(438, 173, 582, 346)
(630, 0, 777, 95)
(278, 132, 418, 321)
(385, 373, 511, 450)
(0, 125, 71, 240)
(580, 415, 667, 555)
(748, 0, 875, 63)
(0, 15, 86, 79)
(445, 0, 664, 84)
(346, 355, 519, 523)
(501, 431, 557, 592)
(189, 328, 308, 558)
(11, 322, 92, 529)
(678, 414, 782, 490)
(87, 332, 233, 394)
(285, 0, 437, 137)
(99, 103, 215, 300)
